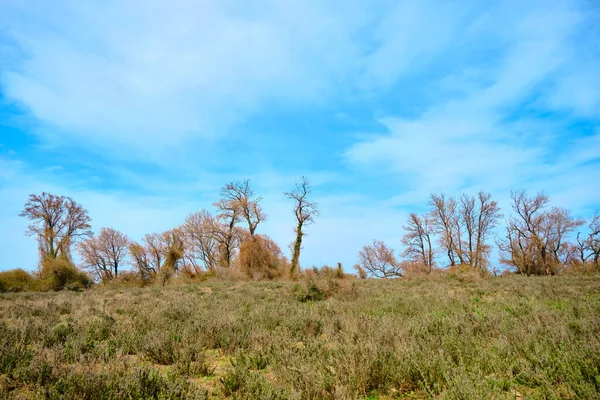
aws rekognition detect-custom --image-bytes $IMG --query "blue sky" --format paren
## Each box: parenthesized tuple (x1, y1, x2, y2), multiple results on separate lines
(1, 0, 599, 272)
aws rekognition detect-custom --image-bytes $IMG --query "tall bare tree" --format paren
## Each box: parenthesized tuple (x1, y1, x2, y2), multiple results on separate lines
(77, 227, 130, 281)
(429, 194, 460, 266)
(358, 240, 402, 278)
(459, 192, 502, 270)
(20, 192, 92, 261)
(214, 179, 266, 237)
(285, 176, 319, 276)
(401, 213, 435, 273)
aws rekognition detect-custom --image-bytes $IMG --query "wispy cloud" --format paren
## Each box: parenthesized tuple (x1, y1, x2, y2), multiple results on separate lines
(345, 1, 600, 210)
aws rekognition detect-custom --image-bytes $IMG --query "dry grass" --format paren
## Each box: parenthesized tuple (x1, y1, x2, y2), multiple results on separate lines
(1, 274, 599, 399)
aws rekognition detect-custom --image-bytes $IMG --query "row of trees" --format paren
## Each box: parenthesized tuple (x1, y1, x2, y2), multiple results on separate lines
(19, 178, 319, 283)
(358, 191, 599, 277)
(19, 184, 599, 283)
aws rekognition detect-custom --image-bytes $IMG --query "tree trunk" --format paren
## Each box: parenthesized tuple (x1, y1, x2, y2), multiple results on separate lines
(290, 222, 303, 276)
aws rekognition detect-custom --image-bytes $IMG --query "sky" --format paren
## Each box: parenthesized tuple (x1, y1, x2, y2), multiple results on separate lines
(1, 0, 599, 272)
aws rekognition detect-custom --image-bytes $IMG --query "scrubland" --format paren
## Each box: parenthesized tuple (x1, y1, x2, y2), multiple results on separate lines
(1, 274, 599, 399)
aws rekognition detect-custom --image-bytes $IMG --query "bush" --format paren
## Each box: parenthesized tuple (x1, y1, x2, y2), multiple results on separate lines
(445, 264, 487, 283)
(294, 277, 355, 302)
(37, 257, 92, 291)
(237, 235, 289, 280)
(0, 269, 33, 292)
(308, 264, 348, 279)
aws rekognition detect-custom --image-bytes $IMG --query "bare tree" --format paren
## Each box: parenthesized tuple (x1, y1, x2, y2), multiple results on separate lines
(211, 214, 242, 269)
(590, 213, 600, 271)
(459, 192, 502, 271)
(358, 240, 402, 278)
(214, 179, 266, 237)
(182, 210, 220, 273)
(429, 194, 461, 266)
(575, 231, 591, 266)
(128, 229, 185, 284)
(285, 176, 319, 276)
(77, 227, 130, 281)
(129, 242, 156, 281)
(499, 190, 582, 275)
(401, 213, 435, 273)
(576, 212, 600, 270)
(543, 207, 584, 265)
(500, 191, 551, 275)
(20, 192, 92, 261)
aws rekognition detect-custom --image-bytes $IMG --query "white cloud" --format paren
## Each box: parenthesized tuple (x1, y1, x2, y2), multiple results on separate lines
(345, 3, 600, 211)
(0, 0, 371, 152)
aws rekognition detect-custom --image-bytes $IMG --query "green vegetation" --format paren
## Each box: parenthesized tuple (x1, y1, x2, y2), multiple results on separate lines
(1, 274, 599, 399)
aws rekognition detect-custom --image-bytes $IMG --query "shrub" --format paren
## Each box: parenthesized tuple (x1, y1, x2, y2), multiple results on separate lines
(237, 235, 289, 280)
(445, 264, 487, 283)
(295, 277, 355, 302)
(0, 269, 33, 292)
(37, 257, 92, 291)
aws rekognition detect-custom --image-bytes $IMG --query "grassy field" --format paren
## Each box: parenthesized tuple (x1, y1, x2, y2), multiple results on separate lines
(1, 274, 599, 399)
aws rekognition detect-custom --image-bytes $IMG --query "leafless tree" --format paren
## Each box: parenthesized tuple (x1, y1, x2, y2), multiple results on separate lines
(459, 192, 502, 270)
(543, 207, 584, 265)
(429, 194, 461, 266)
(214, 179, 266, 237)
(358, 240, 402, 278)
(129, 241, 155, 281)
(128, 229, 185, 284)
(576, 212, 600, 270)
(499, 190, 582, 275)
(401, 213, 435, 273)
(20, 192, 92, 261)
(590, 213, 600, 271)
(77, 227, 130, 281)
(285, 176, 319, 276)
(210, 214, 243, 269)
(182, 210, 220, 273)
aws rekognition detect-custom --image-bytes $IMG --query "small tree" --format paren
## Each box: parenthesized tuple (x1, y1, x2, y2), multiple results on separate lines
(285, 176, 319, 276)
(358, 240, 402, 278)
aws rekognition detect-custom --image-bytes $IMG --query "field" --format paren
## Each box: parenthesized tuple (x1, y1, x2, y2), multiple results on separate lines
(1, 274, 599, 399)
